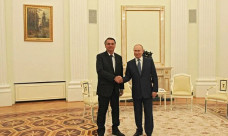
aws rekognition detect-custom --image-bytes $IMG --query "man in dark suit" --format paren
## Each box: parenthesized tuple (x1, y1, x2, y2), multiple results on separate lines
(117, 44, 158, 136)
(96, 37, 125, 136)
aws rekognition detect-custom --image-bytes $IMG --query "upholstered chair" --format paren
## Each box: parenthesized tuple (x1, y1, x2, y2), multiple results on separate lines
(170, 73, 193, 111)
(205, 77, 228, 118)
(81, 81, 98, 123)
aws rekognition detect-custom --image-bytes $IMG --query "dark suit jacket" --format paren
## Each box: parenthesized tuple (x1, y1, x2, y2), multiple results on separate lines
(96, 51, 124, 97)
(123, 57, 158, 99)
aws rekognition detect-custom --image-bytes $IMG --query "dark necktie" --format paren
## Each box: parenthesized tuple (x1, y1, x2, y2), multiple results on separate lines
(137, 59, 141, 75)
(110, 55, 114, 71)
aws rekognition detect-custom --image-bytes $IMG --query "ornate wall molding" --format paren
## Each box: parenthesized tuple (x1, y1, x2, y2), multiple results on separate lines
(121, 6, 165, 67)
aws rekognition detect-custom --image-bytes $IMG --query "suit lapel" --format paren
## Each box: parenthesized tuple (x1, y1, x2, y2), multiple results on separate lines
(114, 53, 117, 74)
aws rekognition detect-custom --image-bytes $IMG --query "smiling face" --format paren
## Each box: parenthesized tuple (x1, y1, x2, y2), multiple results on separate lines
(134, 44, 144, 59)
(105, 39, 116, 54)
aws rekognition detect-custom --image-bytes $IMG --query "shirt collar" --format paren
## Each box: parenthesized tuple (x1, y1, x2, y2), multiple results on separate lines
(108, 52, 115, 57)
(135, 56, 143, 61)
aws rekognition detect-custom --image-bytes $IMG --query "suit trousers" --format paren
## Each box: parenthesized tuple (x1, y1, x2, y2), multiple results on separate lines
(97, 89, 120, 135)
(133, 97, 153, 135)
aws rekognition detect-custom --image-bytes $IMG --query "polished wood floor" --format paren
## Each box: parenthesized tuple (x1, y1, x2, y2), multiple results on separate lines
(0, 97, 210, 115)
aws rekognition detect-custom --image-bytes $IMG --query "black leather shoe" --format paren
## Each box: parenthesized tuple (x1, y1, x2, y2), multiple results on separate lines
(97, 129, 104, 136)
(112, 130, 125, 136)
(133, 131, 143, 136)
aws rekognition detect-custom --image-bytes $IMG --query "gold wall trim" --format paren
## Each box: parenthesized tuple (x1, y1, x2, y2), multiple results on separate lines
(121, 5, 165, 67)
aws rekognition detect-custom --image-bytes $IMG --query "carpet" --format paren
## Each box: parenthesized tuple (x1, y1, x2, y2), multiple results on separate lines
(0, 104, 227, 136)
(199, 103, 227, 119)
(112, 104, 228, 136)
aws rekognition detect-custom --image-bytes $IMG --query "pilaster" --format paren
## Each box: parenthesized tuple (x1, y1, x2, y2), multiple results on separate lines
(0, 0, 12, 106)
(171, 0, 188, 75)
(195, 0, 217, 97)
(68, 0, 88, 101)
(98, 0, 116, 52)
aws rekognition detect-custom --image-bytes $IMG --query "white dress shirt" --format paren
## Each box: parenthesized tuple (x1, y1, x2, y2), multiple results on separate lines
(135, 57, 143, 70)
(108, 53, 115, 72)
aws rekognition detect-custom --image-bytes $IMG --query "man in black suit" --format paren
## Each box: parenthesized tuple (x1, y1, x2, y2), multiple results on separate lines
(117, 44, 158, 136)
(96, 37, 125, 136)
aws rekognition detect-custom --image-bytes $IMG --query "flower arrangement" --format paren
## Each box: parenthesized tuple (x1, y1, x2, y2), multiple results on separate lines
(143, 50, 153, 58)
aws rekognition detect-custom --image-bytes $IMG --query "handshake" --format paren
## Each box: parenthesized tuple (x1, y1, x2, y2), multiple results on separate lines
(114, 76, 123, 84)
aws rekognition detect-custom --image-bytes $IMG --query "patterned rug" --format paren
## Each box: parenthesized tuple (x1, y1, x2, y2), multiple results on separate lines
(199, 103, 227, 119)
(114, 104, 228, 136)
(0, 104, 227, 136)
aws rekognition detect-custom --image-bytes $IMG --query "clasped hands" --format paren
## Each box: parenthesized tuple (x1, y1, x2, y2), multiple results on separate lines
(114, 76, 123, 84)
(114, 76, 124, 96)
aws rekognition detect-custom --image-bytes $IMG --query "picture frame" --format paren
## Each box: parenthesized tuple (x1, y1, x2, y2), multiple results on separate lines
(24, 5, 53, 42)
(82, 82, 90, 96)
(220, 80, 227, 91)
(121, 6, 165, 67)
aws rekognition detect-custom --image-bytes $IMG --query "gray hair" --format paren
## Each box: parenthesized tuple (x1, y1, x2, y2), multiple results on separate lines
(133, 44, 144, 50)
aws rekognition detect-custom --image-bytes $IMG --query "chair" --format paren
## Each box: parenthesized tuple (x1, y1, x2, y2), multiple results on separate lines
(81, 81, 98, 123)
(205, 77, 228, 118)
(119, 82, 132, 107)
(170, 73, 193, 111)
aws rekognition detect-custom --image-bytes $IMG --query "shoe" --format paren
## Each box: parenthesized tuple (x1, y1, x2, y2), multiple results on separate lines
(97, 129, 104, 136)
(112, 130, 125, 136)
(133, 131, 143, 136)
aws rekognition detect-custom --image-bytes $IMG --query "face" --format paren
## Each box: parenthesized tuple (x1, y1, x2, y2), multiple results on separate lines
(105, 39, 116, 54)
(134, 45, 144, 59)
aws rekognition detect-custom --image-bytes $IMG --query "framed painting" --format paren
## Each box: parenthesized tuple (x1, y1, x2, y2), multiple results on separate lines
(220, 80, 227, 91)
(24, 5, 53, 42)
